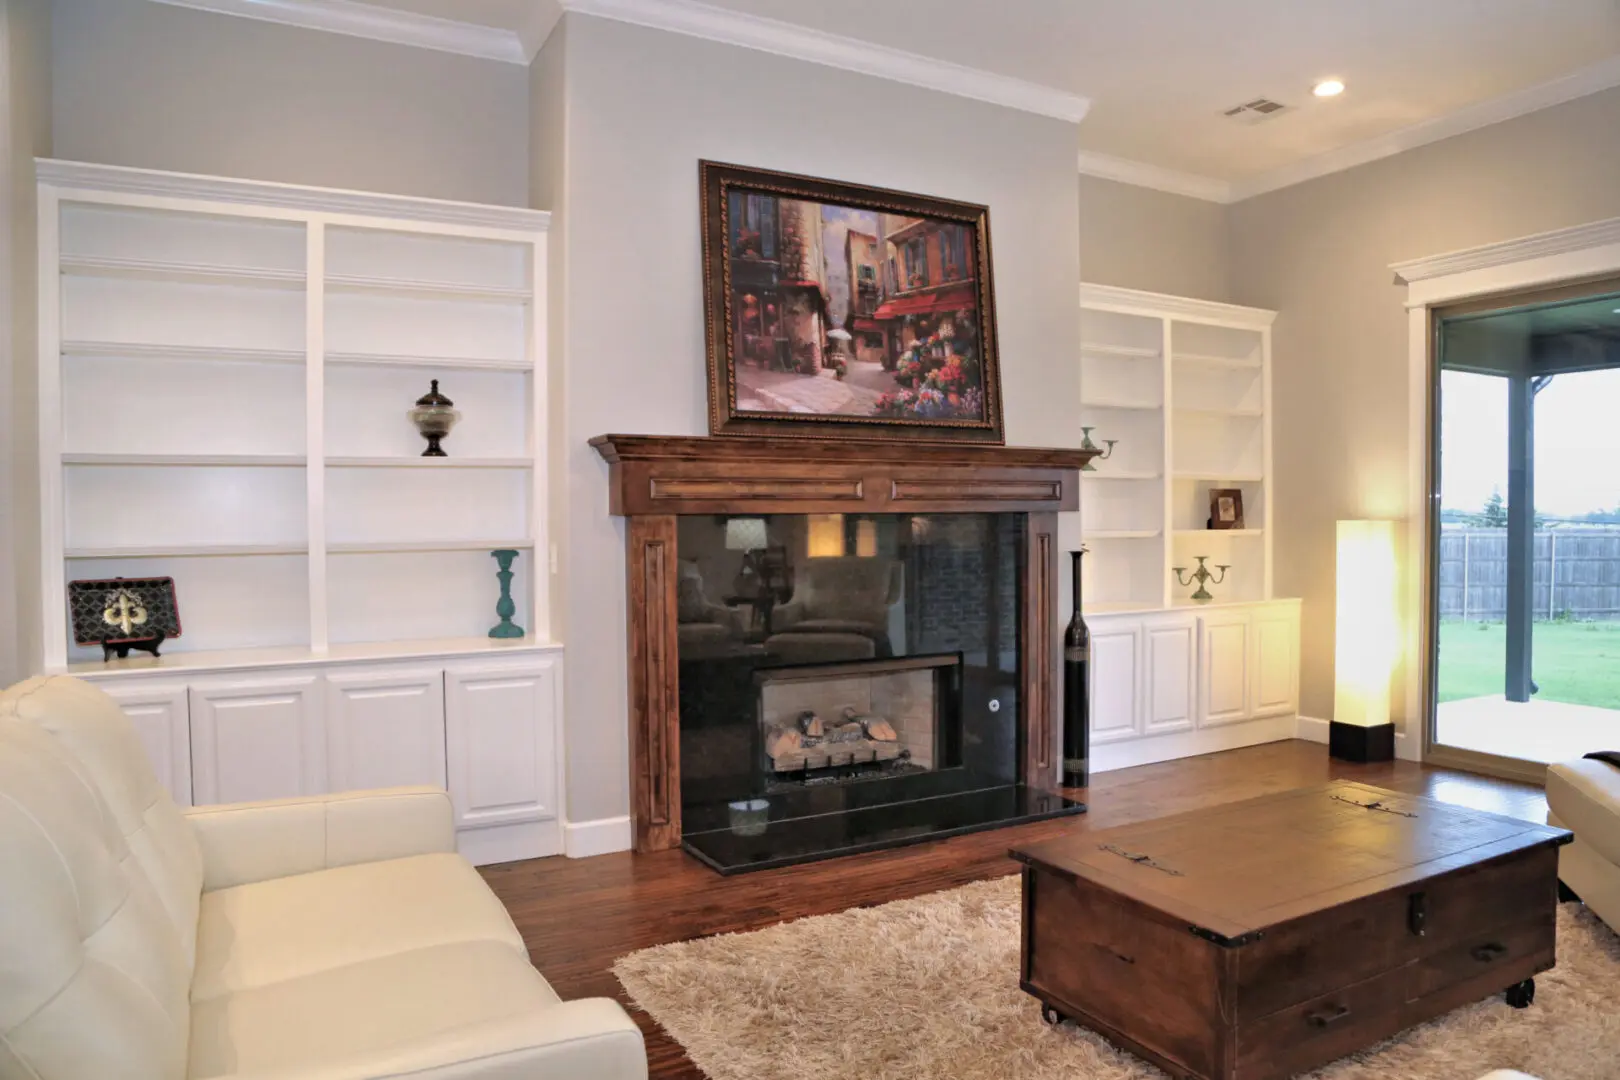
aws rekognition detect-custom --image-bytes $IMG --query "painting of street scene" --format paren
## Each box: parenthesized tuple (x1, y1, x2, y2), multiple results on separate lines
(719, 185, 993, 425)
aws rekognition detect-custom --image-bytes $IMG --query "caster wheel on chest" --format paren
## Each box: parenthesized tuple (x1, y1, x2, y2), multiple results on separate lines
(1041, 1004, 1068, 1026)
(1505, 978, 1535, 1009)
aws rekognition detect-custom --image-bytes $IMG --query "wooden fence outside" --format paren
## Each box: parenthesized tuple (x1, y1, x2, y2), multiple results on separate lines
(1439, 527, 1620, 621)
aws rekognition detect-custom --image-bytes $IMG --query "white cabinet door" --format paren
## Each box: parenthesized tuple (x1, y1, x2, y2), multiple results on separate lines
(325, 666, 446, 792)
(1198, 610, 1253, 728)
(444, 658, 559, 830)
(1088, 622, 1142, 744)
(102, 682, 192, 806)
(1141, 616, 1197, 735)
(189, 674, 324, 805)
(1251, 604, 1301, 718)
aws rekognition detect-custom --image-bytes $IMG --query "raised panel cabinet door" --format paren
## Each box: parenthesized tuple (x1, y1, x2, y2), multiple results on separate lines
(325, 667, 447, 792)
(1141, 617, 1197, 735)
(1088, 622, 1142, 744)
(189, 674, 324, 805)
(444, 658, 559, 830)
(1252, 604, 1301, 718)
(102, 682, 192, 806)
(1198, 610, 1253, 728)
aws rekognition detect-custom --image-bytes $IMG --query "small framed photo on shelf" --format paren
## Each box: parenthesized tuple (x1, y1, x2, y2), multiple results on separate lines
(68, 576, 182, 661)
(1208, 488, 1245, 530)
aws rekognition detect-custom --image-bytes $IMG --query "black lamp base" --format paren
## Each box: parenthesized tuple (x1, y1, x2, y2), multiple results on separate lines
(1329, 720, 1396, 763)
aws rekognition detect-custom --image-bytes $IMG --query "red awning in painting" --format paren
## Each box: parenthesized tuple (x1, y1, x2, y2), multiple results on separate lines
(871, 284, 975, 320)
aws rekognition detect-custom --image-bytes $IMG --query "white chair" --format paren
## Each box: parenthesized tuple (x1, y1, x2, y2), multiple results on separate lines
(0, 674, 647, 1080)
(1546, 756, 1620, 931)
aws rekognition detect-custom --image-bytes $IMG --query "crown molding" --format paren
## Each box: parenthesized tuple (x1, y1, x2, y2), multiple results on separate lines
(1076, 150, 1231, 204)
(1080, 282, 1276, 327)
(1391, 216, 1620, 286)
(35, 158, 550, 233)
(146, 0, 527, 63)
(1229, 54, 1620, 203)
(558, 0, 1090, 123)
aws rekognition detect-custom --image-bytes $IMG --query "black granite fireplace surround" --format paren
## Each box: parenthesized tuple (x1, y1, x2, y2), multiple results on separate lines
(677, 512, 1082, 873)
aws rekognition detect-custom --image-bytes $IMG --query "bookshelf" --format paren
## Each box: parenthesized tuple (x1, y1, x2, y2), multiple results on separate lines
(39, 160, 550, 670)
(1078, 284, 1277, 613)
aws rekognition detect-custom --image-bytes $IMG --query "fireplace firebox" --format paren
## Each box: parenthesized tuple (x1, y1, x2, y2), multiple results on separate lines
(592, 434, 1097, 872)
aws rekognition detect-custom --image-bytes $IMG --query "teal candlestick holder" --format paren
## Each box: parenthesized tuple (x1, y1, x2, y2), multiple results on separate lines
(488, 549, 525, 639)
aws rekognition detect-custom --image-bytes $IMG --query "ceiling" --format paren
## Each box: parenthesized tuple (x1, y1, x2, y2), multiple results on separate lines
(350, 0, 1620, 196)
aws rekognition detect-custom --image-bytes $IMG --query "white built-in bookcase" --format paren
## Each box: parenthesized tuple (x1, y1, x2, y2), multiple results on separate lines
(1078, 283, 1278, 613)
(37, 160, 551, 673)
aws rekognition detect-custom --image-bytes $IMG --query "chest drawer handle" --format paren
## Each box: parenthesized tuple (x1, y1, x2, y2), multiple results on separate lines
(1305, 1004, 1351, 1028)
(1472, 942, 1508, 962)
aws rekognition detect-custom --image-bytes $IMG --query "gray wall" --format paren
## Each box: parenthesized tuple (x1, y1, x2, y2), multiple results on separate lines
(1079, 173, 1229, 301)
(553, 14, 1084, 823)
(1, 0, 52, 685)
(1228, 85, 1620, 728)
(51, 0, 529, 205)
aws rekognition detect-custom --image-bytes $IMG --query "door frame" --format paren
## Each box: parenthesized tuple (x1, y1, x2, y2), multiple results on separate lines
(1396, 217, 1620, 782)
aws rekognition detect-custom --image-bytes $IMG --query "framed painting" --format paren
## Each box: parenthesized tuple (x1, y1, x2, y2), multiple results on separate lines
(701, 161, 1004, 443)
(1209, 488, 1246, 530)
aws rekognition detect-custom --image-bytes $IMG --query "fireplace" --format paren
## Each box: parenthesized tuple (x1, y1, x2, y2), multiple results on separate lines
(758, 655, 959, 785)
(593, 434, 1096, 872)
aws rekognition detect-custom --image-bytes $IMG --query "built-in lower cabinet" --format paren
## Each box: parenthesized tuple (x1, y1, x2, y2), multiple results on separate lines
(1087, 599, 1300, 772)
(78, 647, 564, 865)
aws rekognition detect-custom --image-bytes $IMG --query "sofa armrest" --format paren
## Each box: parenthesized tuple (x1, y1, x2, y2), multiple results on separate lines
(222, 998, 647, 1080)
(184, 786, 456, 891)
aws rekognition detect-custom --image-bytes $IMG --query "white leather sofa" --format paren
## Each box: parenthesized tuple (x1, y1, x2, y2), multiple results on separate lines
(1546, 756, 1620, 931)
(0, 674, 647, 1080)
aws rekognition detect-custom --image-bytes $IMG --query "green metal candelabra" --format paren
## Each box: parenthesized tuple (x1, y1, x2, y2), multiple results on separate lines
(1173, 556, 1230, 603)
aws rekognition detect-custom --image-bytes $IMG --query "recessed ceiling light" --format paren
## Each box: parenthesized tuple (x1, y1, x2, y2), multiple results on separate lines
(1313, 79, 1345, 98)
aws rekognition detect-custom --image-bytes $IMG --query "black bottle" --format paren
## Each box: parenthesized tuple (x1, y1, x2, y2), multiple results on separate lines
(1062, 548, 1090, 788)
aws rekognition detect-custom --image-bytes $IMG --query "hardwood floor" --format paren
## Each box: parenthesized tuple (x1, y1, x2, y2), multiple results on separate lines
(480, 739, 1546, 1080)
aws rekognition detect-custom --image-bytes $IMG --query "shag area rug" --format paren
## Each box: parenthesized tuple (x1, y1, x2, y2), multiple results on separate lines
(614, 876, 1620, 1080)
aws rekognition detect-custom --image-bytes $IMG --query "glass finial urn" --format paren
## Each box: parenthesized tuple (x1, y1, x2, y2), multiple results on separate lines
(408, 379, 460, 457)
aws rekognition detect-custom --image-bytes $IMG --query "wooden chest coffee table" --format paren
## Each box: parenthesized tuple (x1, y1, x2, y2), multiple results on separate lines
(1011, 780, 1571, 1080)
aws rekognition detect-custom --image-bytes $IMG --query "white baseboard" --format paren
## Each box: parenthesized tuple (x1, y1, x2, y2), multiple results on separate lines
(1296, 716, 1421, 762)
(564, 814, 633, 858)
(1091, 715, 1297, 773)
(457, 819, 563, 867)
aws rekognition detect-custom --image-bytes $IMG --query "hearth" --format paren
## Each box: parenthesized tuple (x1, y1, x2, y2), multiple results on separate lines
(592, 434, 1097, 869)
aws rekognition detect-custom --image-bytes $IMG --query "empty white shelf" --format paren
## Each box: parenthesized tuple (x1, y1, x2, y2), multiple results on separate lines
(61, 254, 304, 290)
(1081, 398, 1162, 411)
(1173, 528, 1265, 538)
(1082, 343, 1160, 360)
(324, 351, 531, 372)
(328, 539, 534, 554)
(325, 456, 531, 469)
(62, 341, 306, 365)
(66, 543, 309, 559)
(62, 453, 307, 467)
(1083, 530, 1161, 540)
(1174, 405, 1264, 418)
(1082, 470, 1162, 481)
(326, 274, 531, 303)
(1173, 351, 1262, 370)
(1173, 471, 1264, 482)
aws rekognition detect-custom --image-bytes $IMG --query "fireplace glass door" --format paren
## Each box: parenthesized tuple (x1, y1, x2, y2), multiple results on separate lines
(675, 511, 1074, 871)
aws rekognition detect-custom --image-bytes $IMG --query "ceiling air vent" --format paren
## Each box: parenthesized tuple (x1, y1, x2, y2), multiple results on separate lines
(1222, 98, 1292, 125)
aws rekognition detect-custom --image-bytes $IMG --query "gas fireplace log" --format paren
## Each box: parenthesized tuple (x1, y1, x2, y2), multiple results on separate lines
(827, 722, 865, 743)
(765, 726, 802, 759)
(769, 739, 901, 772)
(798, 711, 825, 738)
(839, 707, 899, 743)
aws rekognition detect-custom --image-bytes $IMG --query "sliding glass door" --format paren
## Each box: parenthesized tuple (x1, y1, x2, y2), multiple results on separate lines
(1430, 290, 1620, 772)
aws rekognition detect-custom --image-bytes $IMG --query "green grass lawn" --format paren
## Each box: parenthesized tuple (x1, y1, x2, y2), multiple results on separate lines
(1438, 620, 1620, 708)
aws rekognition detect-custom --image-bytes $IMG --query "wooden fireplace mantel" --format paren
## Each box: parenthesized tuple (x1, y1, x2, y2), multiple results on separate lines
(591, 434, 1096, 516)
(591, 434, 1098, 853)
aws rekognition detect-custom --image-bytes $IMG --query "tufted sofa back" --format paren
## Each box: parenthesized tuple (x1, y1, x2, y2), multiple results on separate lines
(0, 676, 202, 1080)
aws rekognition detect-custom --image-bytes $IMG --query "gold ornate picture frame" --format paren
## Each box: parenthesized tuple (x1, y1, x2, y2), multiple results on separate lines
(701, 161, 1004, 444)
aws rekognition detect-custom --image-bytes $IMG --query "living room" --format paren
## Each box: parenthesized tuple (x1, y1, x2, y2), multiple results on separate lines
(3, 1, 1620, 1078)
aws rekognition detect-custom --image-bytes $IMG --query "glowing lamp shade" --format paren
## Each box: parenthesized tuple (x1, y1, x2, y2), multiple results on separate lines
(724, 517, 768, 552)
(1334, 520, 1399, 728)
(806, 514, 846, 558)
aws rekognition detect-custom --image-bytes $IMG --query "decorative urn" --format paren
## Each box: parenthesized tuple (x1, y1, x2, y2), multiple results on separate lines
(408, 379, 460, 457)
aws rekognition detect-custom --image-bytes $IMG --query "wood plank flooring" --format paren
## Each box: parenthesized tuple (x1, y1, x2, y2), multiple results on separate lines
(480, 739, 1546, 1080)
